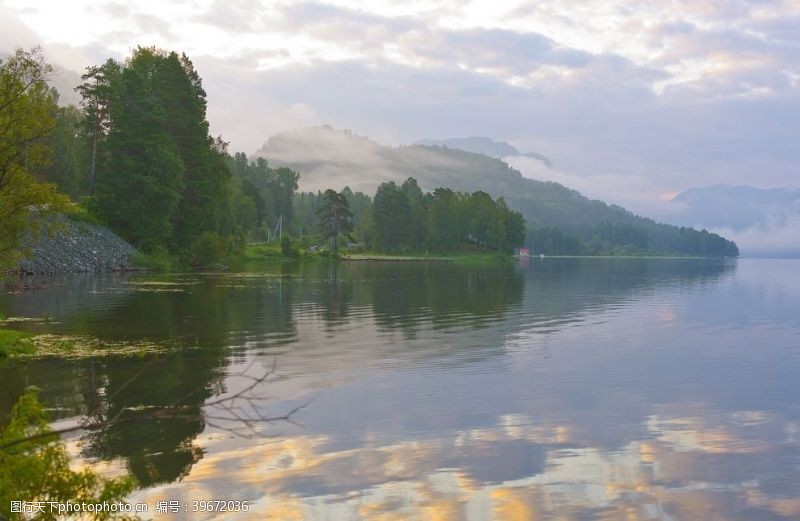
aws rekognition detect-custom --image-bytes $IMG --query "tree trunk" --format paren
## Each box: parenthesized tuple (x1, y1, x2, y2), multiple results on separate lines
(88, 125, 98, 195)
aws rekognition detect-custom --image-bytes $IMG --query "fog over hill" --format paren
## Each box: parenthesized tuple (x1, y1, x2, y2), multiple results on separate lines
(664, 185, 800, 258)
(415, 137, 554, 168)
(256, 126, 738, 257)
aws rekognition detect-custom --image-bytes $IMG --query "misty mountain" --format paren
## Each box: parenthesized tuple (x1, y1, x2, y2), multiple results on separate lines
(415, 136, 554, 168)
(670, 185, 800, 230)
(256, 126, 737, 256)
(50, 64, 82, 106)
(666, 185, 800, 258)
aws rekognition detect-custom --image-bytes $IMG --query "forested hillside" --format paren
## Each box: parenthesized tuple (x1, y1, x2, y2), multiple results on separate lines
(2, 47, 736, 267)
(259, 126, 739, 257)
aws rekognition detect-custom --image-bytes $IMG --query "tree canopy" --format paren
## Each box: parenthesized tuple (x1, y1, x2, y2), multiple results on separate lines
(0, 48, 68, 267)
(315, 189, 354, 252)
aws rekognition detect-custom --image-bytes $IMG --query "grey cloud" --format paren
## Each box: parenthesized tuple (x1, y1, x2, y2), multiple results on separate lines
(133, 13, 175, 39)
(98, 2, 131, 19)
(271, 3, 596, 77)
(194, 0, 272, 31)
(0, 6, 42, 50)
(754, 15, 800, 43)
(654, 20, 696, 37)
(408, 28, 594, 75)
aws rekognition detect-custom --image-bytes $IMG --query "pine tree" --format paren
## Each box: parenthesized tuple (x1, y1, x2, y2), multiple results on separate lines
(372, 181, 410, 251)
(76, 58, 121, 195)
(315, 189, 354, 252)
(91, 50, 184, 250)
(156, 52, 230, 251)
(401, 177, 427, 250)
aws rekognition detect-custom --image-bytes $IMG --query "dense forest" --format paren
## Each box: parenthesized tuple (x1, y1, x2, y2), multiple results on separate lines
(2, 47, 303, 266)
(294, 179, 525, 253)
(260, 126, 740, 257)
(1, 46, 737, 269)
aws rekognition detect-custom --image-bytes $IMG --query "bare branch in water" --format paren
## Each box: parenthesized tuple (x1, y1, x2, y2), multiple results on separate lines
(0, 358, 314, 451)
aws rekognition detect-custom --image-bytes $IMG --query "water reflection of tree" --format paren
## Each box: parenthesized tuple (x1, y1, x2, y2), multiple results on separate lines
(79, 354, 217, 486)
(356, 263, 525, 335)
(299, 262, 355, 329)
(1, 271, 301, 487)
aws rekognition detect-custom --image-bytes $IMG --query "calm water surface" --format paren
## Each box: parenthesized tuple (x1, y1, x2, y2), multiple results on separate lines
(1, 258, 799, 520)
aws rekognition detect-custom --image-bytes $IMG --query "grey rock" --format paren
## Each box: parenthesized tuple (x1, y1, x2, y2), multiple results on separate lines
(17, 216, 138, 275)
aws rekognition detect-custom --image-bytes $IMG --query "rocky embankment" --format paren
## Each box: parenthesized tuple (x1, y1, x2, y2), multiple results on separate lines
(17, 217, 137, 275)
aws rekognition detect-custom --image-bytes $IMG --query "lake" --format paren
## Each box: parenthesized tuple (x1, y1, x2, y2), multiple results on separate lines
(1, 258, 799, 519)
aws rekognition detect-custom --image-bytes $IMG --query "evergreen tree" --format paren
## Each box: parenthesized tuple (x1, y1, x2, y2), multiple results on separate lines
(315, 189, 354, 252)
(155, 52, 230, 251)
(427, 188, 463, 252)
(91, 50, 184, 250)
(76, 58, 121, 195)
(270, 166, 299, 225)
(372, 181, 411, 251)
(401, 177, 427, 250)
(38, 103, 86, 198)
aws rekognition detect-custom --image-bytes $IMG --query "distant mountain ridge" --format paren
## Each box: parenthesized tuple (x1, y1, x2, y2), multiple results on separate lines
(667, 184, 800, 258)
(255, 126, 738, 256)
(671, 184, 800, 230)
(415, 136, 554, 168)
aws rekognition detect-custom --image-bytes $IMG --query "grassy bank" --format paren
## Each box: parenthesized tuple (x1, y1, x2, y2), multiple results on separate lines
(241, 242, 333, 262)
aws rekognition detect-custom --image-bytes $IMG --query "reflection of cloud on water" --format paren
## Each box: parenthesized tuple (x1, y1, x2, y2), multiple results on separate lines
(123, 400, 800, 520)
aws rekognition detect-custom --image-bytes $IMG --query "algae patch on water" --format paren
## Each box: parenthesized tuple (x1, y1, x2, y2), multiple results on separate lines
(0, 328, 36, 357)
(127, 280, 199, 293)
(0, 328, 191, 359)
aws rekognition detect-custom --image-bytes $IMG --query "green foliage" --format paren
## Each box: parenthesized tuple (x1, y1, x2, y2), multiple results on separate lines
(80, 47, 253, 259)
(77, 58, 122, 195)
(226, 154, 300, 239)
(0, 329, 35, 358)
(315, 189, 354, 252)
(530, 227, 585, 255)
(189, 231, 232, 266)
(242, 242, 284, 259)
(0, 48, 70, 268)
(63, 202, 105, 226)
(401, 178, 427, 249)
(372, 181, 411, 251)
(0, 390, 137, 520)
(268, 128, 740, 257)
(340, 187, 372, 226)
(132, 247, 181, 272)
(280, 236, 299, 257)
(362, 178, 525, 254)
(37, 104, 88, 198)
(91, 49, 185, 250)
(293, 191, 322, 236)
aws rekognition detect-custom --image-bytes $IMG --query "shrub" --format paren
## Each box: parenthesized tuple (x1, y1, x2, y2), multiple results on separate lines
(0, 389, 137, 520)
(190, 232, 231, 266)
(280, 236, 299, 257)
(133, 246, 180, 272)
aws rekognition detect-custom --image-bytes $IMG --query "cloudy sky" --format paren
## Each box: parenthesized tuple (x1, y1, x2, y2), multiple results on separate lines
(1, 0, 798, 215)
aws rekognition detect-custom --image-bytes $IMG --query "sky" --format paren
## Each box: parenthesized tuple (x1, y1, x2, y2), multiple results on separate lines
(1, 0, 798, 218)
